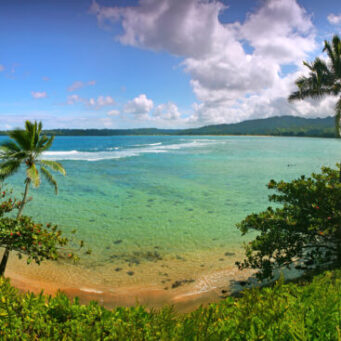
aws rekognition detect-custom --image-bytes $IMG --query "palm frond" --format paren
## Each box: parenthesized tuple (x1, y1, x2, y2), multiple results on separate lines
(8, 129, 31, 151)
(26, 163, 40, 187)
(40, 160, 66, 176)
(0, 141, 21, 153)
(0, 160, 21, 179)
(39, 135, 55, 152)
(335, 98, 341, 138)
(35, 122, 42, 147)
(323, 40, 336, 67)
(41, 166, 58, 194)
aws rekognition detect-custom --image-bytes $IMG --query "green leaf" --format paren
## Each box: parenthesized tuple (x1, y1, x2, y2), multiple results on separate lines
(26, 163, 40, 187)
(40, 160, 66, 176)
(40, 166, 58, 194)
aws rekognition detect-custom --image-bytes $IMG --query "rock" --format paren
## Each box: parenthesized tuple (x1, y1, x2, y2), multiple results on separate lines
(127, 271, 134, 276)
(171, 279, 195, 289)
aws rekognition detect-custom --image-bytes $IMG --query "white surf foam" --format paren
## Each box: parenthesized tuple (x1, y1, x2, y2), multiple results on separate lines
(42, 139, 219, 161)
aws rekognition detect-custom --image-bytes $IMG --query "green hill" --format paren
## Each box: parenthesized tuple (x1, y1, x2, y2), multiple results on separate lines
(179, 115, 336, 137)
(0, 116, 336, 137)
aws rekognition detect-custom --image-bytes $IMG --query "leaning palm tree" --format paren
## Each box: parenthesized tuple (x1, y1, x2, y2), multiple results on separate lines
(0, 120, 66, 275)
(289, 34, 341, 180)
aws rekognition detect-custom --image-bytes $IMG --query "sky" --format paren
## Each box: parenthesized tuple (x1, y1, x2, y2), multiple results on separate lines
(0, 0, 341, 130)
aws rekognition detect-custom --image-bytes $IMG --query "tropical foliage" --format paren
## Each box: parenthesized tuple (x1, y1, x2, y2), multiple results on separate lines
(0, 120, 66, 275)
(289, 34, 341, 137)
(0, 270, 339, 340)
(0, 120, 65, 198)
(0, 186, 84, 268)
(236, 165, 341, 280)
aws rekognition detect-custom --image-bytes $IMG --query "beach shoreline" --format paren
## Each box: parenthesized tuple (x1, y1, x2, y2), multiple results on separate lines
(6, 264, 254, 313)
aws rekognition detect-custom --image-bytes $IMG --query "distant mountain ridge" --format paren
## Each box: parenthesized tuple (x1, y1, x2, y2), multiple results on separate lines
(0, 116, 336, 137)
(179, 115, 336, 137)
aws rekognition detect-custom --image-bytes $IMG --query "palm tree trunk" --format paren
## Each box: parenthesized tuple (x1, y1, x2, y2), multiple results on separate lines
(0, 249, 9, 276)
(17, 179, 30, 219)
(0, 179, 30, 276)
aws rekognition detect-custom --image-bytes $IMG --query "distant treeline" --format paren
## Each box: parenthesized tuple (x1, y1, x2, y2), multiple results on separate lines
(0, 116, 337, 137)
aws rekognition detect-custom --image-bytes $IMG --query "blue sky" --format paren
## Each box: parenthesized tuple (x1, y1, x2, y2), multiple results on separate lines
(0, 0, 341, 129)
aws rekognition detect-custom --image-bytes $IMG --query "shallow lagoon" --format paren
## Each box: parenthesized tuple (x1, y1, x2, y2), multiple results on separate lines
(2, 135, 341, 306)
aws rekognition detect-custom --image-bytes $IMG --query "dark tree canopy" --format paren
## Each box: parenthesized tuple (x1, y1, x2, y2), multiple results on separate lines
(236, 166, 341, 280)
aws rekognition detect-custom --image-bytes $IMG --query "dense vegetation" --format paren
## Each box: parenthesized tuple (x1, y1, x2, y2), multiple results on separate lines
(237, 165, 341, 280)
(179, 116, 336, 137)
(0, 116, 336, 137)
(0, 270, 339, 340)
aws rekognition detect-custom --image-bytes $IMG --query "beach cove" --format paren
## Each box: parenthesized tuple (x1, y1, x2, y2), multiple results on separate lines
(3, 135, 340, 310)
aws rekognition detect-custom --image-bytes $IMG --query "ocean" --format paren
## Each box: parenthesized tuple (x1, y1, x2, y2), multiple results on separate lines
(2, 135, 340, 306)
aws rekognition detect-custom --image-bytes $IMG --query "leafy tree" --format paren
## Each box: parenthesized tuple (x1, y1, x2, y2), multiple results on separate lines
(289, 34, 341, 179)
(0, 187, 84, 276)
(236, 165, 341, 280)
(0, 121, 66, 275)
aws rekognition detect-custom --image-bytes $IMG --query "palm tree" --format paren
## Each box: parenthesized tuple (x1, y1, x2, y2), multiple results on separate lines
(288, 34, 341, 180)
(0, 120, 66, 275)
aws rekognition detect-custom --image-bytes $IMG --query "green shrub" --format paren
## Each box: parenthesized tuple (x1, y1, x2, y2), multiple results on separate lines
(236, 165, 341, 280)
(0, 270, 340, 340)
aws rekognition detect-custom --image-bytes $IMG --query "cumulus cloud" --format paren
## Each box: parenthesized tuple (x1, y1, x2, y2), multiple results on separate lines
(31, 91, 47, 99)
(124, 94, 154, 116)
(68, 80, 96, 92)
(91, 0, 329, 125)
(107, 109, 120, 116)
(66, 94, 115, 109)
(153, 102, 181, 120)
(88, 95, 115, 108)
(327, 13, 341, 25)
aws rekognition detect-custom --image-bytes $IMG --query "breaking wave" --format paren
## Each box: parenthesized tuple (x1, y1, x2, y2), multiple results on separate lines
(42, 140, 219, 161)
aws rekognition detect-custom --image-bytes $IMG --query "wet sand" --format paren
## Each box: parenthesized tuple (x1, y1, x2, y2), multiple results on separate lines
(5, 252, 254, 313)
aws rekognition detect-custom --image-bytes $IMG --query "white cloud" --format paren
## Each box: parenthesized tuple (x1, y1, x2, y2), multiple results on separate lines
(66, 94, 81, 104)
(107, 109, 120, 116)
(31, 91, 47, 99)
(100, 117, 114, 128)
(327, 13, 341, 25)
(124, 94, 154, 116)
(68, 80, 96, 92)
(0, 65, 4, 72)
(91, 0, 329, 126)
(66, 94, 115, 109)
(153, 102, 181, 120)
(88, 95, 115, 108)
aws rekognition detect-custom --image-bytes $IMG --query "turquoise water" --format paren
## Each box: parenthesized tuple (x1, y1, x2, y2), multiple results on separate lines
(2, 135, 341, 289)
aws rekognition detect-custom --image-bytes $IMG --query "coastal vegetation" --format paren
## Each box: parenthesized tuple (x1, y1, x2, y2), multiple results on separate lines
(0, 186, 84, 273)
(236, 165, 341, 280)
(0, 269, 340, 340)
(0, 121, 89, 279)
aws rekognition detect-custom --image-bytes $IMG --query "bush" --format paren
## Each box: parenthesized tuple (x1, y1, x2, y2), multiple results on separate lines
(236, 165, 341, 280)
(0, 270, 340, 340)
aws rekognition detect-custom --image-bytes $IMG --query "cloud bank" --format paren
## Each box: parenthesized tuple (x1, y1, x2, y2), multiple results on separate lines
(91, 0, 337, 126)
